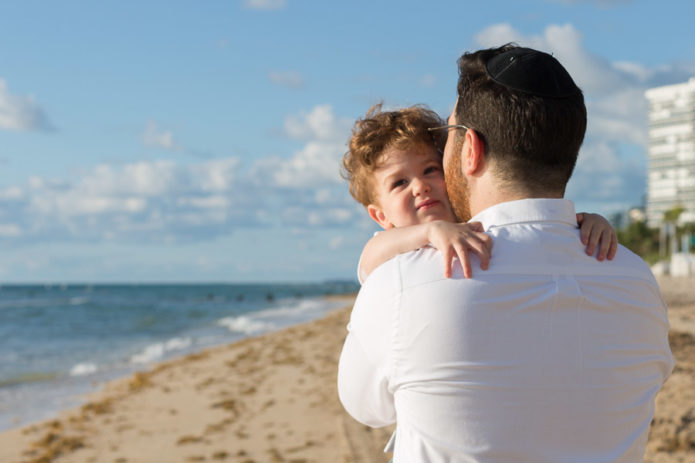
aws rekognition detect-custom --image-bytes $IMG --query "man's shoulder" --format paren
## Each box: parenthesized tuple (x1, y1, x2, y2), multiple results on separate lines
(603, 243, 658, 280)
(612, 243, 651, 266)
(369, 238, 658, 289)
(365, 246, 455, 291)
(486, 224, 656, 280)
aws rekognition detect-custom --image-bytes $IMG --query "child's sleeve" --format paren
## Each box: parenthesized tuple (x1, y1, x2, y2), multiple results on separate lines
(357, 231, 381, 285)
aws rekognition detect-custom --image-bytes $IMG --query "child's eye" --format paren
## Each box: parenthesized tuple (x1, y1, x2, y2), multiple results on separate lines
(390, 179, 407, 190)
(424, 165, 441, 175)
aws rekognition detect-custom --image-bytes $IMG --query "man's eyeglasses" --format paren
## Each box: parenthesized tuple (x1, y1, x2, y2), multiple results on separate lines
(427, 124, 470, 153)
(427, 124, 469, 133)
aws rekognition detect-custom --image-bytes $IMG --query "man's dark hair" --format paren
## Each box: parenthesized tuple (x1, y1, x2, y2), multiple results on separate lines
(455, 43, 587, 195)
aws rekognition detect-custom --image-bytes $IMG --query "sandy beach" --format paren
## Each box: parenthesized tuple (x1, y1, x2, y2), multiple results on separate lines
(0, 281, 694, 463)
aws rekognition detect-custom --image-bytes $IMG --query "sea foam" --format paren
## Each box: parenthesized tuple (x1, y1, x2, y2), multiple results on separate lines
(217, 315, 274, 335)
(130, 337, 193, 364)
(216, 297, 338, 336)
(69, 363, 98, 376)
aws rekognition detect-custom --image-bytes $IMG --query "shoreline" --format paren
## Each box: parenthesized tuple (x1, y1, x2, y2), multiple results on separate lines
(0, 291, 358, 435)
(0, 296, 397, 463)
(0, 282, 693, 462)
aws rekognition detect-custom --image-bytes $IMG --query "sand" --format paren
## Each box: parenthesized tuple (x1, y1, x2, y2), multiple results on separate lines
(645, 277, 695, 463)
(0, 281, 693, 463)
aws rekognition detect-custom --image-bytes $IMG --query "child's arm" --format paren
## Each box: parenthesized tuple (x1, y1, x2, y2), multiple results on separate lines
(359, 221, 492, 282)
(576, 212, 618, 261)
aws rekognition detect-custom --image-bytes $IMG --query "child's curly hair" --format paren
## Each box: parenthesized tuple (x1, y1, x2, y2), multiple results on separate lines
(342, 103, 446, 207)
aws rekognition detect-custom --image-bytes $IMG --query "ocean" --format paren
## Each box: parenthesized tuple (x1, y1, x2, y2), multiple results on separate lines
(0, 281, 358, 432)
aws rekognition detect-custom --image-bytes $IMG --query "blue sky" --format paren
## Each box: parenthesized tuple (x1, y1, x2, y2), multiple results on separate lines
(1, 0, 694, 283)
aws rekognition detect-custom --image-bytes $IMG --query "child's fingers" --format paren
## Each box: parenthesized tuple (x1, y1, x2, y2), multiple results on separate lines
(579, 220, 591, 245)
(607, 235, 618, 260)
(584, 226, 599, 256)
(480, 232, 493, 253)
(442, 247, 453, 278)
(456, 245, 472, 279)
(596, 230, 612, 261)
(457, 234, 491, 271)
(451, 242, 472, 278)
(468, 221, 484, 232)
(585, 241, 597, 257)
(472, 237, 491, 270)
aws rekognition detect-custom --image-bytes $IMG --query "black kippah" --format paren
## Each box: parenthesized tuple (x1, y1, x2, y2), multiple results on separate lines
(485, 47, 580, 98)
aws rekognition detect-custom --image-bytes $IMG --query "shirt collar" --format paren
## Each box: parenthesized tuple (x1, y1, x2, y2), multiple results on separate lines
(470, 198, 577, 231)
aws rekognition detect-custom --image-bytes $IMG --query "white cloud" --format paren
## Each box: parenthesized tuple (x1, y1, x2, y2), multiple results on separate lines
(474, 23, 624, 94)
(80, 161, 179, 197)
(0, 186, 23, 200)
(142, 121, 181, 151)
(1, 158, 243, 242)
(262, 140, 346, 188)
(324, 208, 353, 223)
(189, 158, 241, 192)
(70, 196, 146, 215)
(0, 79, 54, 131)
(248, 105, 354, 190)
(0, 104, 360, 243)
(315, 189, 333, 204)
(474, 24, 529, 49)
(587, 87, 648, 145)
(28, 176, 45, 189)
(612, 61, 653, 82)
(283, 104, 352, 141)
(177, 196, 229, 209)
(0, 224, 21, 237)
(330, 236, 345, 250)
(269, 70, 305, 89)
(243, 0, 286, 10)
(567, 140, 646, 213)
(306, 208, 352, 227)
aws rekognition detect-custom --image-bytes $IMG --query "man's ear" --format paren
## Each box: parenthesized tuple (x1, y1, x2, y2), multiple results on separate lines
(462, 129, 486, 176)
(367, 204, 393, 230)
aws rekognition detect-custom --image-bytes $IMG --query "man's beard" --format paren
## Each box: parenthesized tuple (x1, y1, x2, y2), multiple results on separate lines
(444, 139, 472, 223)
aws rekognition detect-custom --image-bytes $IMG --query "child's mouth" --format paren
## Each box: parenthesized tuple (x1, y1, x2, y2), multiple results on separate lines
(417, 199, 440, 210)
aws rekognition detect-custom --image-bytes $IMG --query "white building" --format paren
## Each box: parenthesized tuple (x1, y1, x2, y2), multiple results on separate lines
(645, 77, 695, 227)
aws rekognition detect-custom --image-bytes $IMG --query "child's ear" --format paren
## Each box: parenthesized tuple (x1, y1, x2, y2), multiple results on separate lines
(367, 204, 393, 230)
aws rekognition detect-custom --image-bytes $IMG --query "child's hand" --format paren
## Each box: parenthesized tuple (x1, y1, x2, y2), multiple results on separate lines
(426, 221, 492, 279)
(576, 213, 618, 261)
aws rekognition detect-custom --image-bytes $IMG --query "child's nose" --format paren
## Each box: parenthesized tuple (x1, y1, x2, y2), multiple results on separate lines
(412, 178, 431, 196)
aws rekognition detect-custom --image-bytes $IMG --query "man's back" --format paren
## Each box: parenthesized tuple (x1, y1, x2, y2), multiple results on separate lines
(338, 199, 674, 462)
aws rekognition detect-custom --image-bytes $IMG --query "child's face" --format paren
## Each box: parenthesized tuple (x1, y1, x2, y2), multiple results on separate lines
(367, 144, 456, 229)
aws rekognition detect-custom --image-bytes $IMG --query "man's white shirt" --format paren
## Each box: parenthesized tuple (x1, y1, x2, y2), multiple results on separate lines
(338, 199, 674, 463)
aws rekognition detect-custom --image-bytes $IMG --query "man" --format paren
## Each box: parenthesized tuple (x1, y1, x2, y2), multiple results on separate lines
(337, 44, 674, 462)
